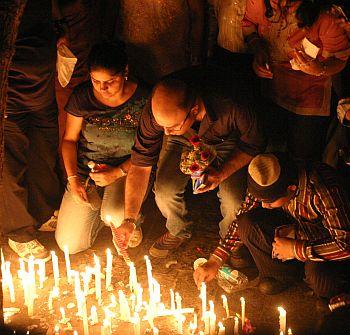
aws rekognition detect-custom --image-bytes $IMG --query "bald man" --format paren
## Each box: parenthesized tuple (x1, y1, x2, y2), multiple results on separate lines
(113, 67, 265, 258)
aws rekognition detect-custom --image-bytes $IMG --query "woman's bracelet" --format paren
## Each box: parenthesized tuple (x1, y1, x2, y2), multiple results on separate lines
(67, 174, 78, 181)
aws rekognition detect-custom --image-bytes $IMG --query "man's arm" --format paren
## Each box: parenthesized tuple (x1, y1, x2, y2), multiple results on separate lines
(295, 169, 350, 262)
(124, 165, 152, 220)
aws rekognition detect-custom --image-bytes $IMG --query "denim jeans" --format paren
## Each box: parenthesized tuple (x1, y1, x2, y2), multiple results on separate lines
(56, 176, 142, 254)
(154, 135, 247, 239)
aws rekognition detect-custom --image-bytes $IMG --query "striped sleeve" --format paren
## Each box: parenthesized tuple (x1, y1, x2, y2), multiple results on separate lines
(305, 169, 350, 261)
(211, 193, 261, 263)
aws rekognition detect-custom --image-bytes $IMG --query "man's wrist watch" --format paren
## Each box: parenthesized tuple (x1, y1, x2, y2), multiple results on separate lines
(123, 217, 136, 229)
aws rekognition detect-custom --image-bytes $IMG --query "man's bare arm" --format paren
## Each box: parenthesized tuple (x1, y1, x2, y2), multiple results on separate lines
(124, 164, 153, 219)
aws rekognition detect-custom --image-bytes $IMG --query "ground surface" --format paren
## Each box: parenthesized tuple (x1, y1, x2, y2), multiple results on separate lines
(0, 191, 343, 335)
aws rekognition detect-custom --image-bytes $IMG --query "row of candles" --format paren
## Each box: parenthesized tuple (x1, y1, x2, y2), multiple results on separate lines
(1, 248, 293, 335)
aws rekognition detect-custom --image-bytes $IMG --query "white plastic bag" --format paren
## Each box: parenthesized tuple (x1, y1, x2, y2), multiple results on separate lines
(57, 44, 77, 87)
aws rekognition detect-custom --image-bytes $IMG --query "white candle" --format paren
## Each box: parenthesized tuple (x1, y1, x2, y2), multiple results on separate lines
(101, 319, 111, 335)
(175, 292, 182, 310)
(90, 305, 98, 325)
(129, 261, 137, 293)
(200, 282, 207, 318)
(170, 289, 175, 311)
(234, 316, 239, 335)
(73, 271, 82, 297)
(51, 251, 60, 287)
(177, 314, 186, 334)
(203, 311, 210, 335)
(82, 268, 92, 296)
(130, 294, 136, 312)
(94, 254, 102, 304)
(278, 307, 287, 335)
(5, 262, 15, 303)
(288, 328, 293, 335)
(60, 307, 67, 323)
(54, 324, 60, 335)
(222, 295, 229, 318)
(153, 327, 159, 335)
(136, 284, 143, 312)
(144, 255, 153, 301)
(240, 297, 246, 331)
(209, 301, 216, 335)
(218, 322, 225, 335)
(28, 256, 36, 299)
(79, 291, 89, 335)
(153, 278, 161, 304)
(106, 248, 113, 290)
(133, 312, 141, 335)
(37, 259, 46, 289)
(64, 245, 72, 283)
(118, 290, 131, 321)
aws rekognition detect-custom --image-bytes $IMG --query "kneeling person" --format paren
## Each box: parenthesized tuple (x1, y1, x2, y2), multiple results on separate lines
(194, 153, 350, 300)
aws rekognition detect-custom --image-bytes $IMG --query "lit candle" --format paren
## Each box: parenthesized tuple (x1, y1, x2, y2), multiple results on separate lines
(222, 295, 229, 318)
(218, 322, 226, 335)
(60, 307, 67, 324)
(28, 256, 36, 301)
(94, 254, 102, 304)
(177, 314, 186, 334)
(118, 290, 131, 321)
(288, 328, 293, 335)
(203, 311, 210, 335)
(144, 256, 153, 301)
(278, 307, 287, 335)
(82, 268, 92, 296)
(109, 294, 117, 308)
(175, 292, 182, 310)
(240, 297, 246, 331)
(73, 271, 82, 297)
(129, 261, 137, 293)
(48, 286, 59, 312)
(153, 327, 159, 335)
(4, 262, 15, 303)
(90, 305, 98, 325)
(106, 248, 113, 290)
(200, 282, 207, 318)
(73, 331, 78, 335)
(130, 294, 136, 312)
(135, 284, 143, 312)
(170, 289, 175, 311)
(101, 319, 111, 335)
(79, 291, 89, 335)
(54, 324, 60, 335)
(51, 251, 60, 287)
(133, 312, 141, 335)
(234, 316, 239, 335)
(209, 300, 216, 335)
(153, 279, 161, 304)
(64, 245, 72, 283)
(37, 259, 46, 289)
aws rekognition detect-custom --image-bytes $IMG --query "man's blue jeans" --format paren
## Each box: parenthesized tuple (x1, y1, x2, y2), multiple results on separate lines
(154, 135, 247, 239)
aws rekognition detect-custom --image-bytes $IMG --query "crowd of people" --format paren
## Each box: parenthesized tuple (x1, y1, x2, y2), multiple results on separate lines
(2, 0, 350, 316)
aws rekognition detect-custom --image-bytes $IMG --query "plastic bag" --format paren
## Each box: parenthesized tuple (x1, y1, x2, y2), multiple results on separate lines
(57, 44, 77, 87)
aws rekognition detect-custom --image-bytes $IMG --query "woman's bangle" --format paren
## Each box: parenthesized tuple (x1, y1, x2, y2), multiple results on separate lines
(67, 174, 78, 181)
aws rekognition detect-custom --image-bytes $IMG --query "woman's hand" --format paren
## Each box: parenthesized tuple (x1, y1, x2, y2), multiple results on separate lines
(193, 258, 221, 288)
(69, 177, 89, 205)
(89, 166, 122, 187)
(253, 49, 273, 79)
(292, 50, 325, 76)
